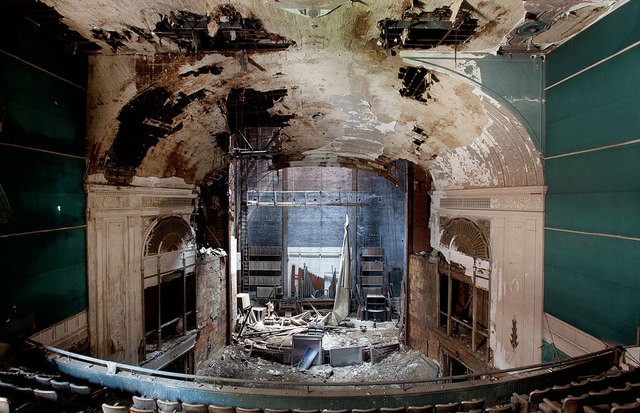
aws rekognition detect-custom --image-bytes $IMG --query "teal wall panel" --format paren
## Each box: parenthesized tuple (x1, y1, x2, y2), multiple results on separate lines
(546, 48, 640, 156)
(0, 229, 87, 333)
(541, 341, 569, 363)
(544, 0, 640, 346)
(0, 12, 88, 339)
(0, 10, 88, 85)
(546, 2, 640, 86)
(0, 54, 86, 155)
(546, 191, 640, 238)
(545, 143, 640, 194)
(545, 231, 639, 344)
(0, 147, 85, 234)
(545, 261, 638, 345)
(545, 230, 640, 290)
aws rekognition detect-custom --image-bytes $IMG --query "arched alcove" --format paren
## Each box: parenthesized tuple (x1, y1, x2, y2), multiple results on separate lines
(141, 215, 197, 367)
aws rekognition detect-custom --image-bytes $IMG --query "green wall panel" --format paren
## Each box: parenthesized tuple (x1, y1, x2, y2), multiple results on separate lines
(544, 2, 640, 348)
(541, 341, 569, 363)
(0, 228, 86, 337)
(546, 192, 640, 238)
(0, 12, 88, 340)
(546, 1, 640, 86)
(545, 230, 640, 289)
(545, 231, 639, 345)
(0, 11, 88, 85)
(545, 143, 640, 194)
(0, 54, 87, 156)
(546, 48, 640, 156)
(0, 147, 85, 235)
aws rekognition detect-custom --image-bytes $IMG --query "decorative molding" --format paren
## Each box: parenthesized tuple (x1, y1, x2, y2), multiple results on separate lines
(86, 183, 196, 364)
(440, 198, 491, 209)
(30, 311, 87, 349)
(141, 197, 193, 209)
(439, 217, 490, 259)
(542, 313, 607, 357)
(87, 184, 196, 218)
(433, 186, 546, 213)
(431, 186, 546, 369)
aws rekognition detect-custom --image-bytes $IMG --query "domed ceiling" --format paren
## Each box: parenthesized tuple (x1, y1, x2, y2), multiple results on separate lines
(29, 0, 621, 187)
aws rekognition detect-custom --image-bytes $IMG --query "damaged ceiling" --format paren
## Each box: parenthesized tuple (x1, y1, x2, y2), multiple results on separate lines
(17, 0, 623, 187)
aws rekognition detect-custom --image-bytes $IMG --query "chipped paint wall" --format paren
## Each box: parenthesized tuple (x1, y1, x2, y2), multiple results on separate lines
(544, 0, 640, 346)
(401, 53, 545, 191)
(430, 187, 545, 369)
(400, 53, 546, 368)
(85, 177, 196, 363)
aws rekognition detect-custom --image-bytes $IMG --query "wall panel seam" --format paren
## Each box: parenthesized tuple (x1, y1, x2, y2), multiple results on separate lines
(0, 48, 86, 91)
(544, 227, 640, 242)
(544, 138, 640, 160)
(545, 39, 640, 91)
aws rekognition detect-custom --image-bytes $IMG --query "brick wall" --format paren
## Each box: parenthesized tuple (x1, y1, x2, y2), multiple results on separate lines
(407, 253, 439, 359)
(195, 252, 228, 369)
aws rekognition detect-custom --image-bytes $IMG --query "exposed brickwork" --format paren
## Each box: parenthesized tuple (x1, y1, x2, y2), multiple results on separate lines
(407, 253, 442, 360)
(194, 253, 228, 369)
(407, 253, 491, 372)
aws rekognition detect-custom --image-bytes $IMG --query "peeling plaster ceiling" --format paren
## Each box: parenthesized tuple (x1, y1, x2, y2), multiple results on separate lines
(24, 0, 624, 187)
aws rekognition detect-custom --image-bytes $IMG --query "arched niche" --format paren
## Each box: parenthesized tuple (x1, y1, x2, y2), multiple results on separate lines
(141, 215, 197, 363)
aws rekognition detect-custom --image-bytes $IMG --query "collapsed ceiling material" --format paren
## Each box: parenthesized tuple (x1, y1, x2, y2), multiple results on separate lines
(105, 86, 208, 185)
(17, 0, 619, 187)
(398, 67, 437, 102)
(378, 4, 478, 51)
(152, 6, 296, 53)
(87, 6, 296, 53)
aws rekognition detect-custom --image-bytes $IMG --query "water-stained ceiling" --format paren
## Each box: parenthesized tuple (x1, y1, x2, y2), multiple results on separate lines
(25, 0, 622, 187)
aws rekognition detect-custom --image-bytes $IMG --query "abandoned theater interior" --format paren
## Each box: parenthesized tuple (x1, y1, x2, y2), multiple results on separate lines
(0, 0, 639, 411)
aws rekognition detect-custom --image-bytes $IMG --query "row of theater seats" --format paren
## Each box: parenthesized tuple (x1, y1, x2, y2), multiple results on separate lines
(103, 398, 519, 413)
(0, 368, 100, 412)
(511, 367, 640, 413)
